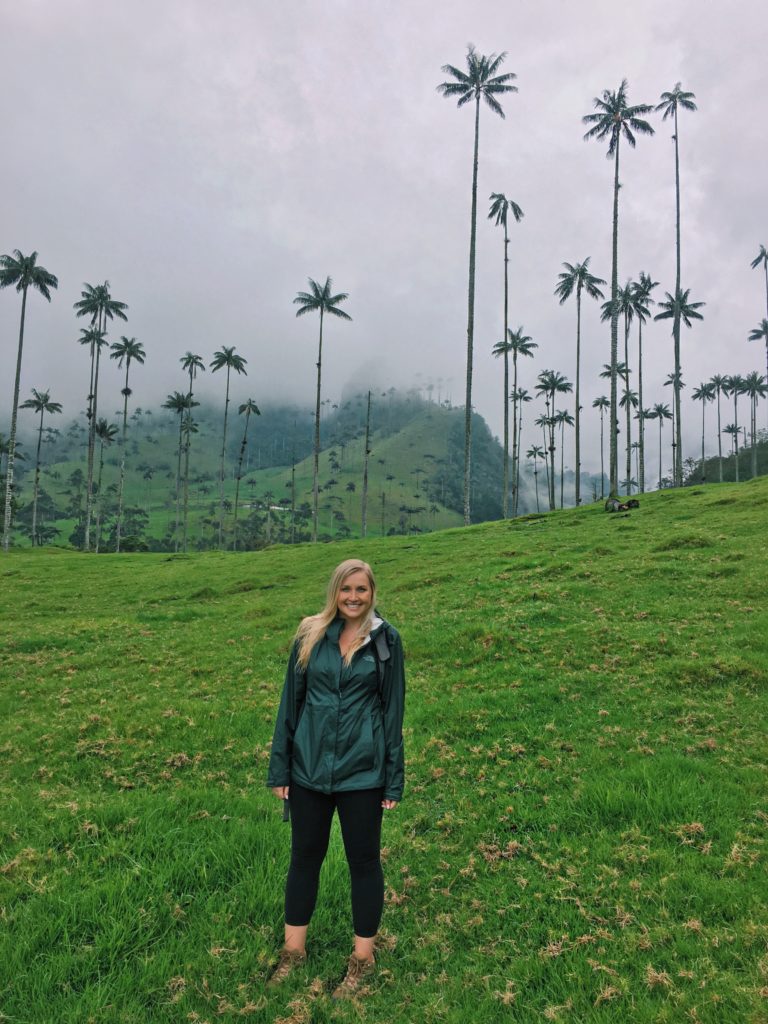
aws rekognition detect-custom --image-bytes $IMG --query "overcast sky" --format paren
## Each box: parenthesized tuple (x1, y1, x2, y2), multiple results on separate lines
(2, 0, 766, 475)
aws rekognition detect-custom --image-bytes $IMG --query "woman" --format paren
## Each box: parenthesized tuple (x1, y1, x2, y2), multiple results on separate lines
(266, 558, 405, 999)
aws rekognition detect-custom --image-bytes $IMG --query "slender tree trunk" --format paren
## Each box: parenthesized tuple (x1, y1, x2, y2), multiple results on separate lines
(559, 424, 565, 509)
(174, 413, 183, 552)
(84, 310, 104, 552)
(700, 400, 706, 482)
(2, 286, 29, 553)
(115, 360, 131, 553)
(624, 314, 632, 493)
(599, 409, 605, 499)
(502, 223, 510, 518)
(31, 406, 44, 545)
(233, 408, 251, 551)
(638, 320, 645, 493)
(541, 423, 551, 507)
(751, 396, 757, 479)
(547, 400, 556, 511)
(218, 368, 231, 549)
(362, 389, 371, 537)
(183, 423, 191, 551)
(609, 142, 621, 496)
(658, 419, 663, 490)
(312, 309, 324, 542)
(95, 440, 106, 554)
(575, 286, 582, 505)
(463, 96, 481, 527)
(716, 388, 723, 482)
(533, 461, 540, 512)
(673, 105, 683, 487)
(515, 399, 524, 514)
(733, 393, 740, 483)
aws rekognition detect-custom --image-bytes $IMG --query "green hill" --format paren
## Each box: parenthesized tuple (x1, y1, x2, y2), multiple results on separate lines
(1, 478, 766, 1021)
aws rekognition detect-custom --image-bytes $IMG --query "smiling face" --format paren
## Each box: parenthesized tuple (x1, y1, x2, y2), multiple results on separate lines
(336, 569, 374, 627)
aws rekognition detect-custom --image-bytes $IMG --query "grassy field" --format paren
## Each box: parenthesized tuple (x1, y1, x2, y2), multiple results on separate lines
(1, 478, 767, 1023)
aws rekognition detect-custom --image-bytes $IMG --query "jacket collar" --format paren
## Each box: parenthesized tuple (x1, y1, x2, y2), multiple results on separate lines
(327, 614, 384, 645)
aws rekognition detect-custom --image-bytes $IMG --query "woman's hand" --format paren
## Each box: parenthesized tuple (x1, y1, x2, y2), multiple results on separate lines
(272, 786, 289, 800)
(381, 799, 398, 810)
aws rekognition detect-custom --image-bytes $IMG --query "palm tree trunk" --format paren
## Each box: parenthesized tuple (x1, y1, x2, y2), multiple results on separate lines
(29, 405, 45, 546)
(502, 223, 510, 519)
(733, 393, 740, 483)
(84, 310, 104, 552)
(548, 404, 556, 512)
(174, 413, 183, 552)
(599, 409, 605, 499)
(462, 96, 481, 527)
(575, 286, 582, 505)
(95, 440, 106, 554)
(638, 320, 645, 493)
(312, 310, 324, 542)
(673, 105, 683, 488)
(608, 142, 621, 497)
(624, 313, 632, 493)
(515, 398, 524, 515)
(533, 460, 540, 512)
(183, 424, 191, 552)
(218, 367, 231, 549)
(716, 388, 723, 483)
(751, 396, 757, 479)
(559, 424, 565, 509)
(658, 420, 663, 490)
(2, 285, 29, 553)
(700, 400, 706, 482)
(115, 361, 130, 553)
(233, 408, 251, 551)
(362, 390, 371, 536)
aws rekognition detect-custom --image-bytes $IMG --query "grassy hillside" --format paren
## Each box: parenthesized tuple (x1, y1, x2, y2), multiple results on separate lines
(1, 478, 766, 1022)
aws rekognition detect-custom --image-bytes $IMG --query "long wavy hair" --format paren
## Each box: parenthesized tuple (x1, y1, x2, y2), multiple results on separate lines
(294, 559, 377, 669)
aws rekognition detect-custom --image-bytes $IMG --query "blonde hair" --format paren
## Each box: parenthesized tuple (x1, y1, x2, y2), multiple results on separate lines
(295, 559, 377, 669)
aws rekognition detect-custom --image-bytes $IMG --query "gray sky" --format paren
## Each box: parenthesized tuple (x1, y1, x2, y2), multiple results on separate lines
(2, 0, 766, 476)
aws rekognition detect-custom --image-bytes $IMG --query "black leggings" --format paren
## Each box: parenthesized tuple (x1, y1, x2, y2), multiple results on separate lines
(285, 782, 384, 938)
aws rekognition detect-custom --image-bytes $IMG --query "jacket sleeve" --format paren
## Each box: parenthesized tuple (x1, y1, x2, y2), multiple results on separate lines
(381, 628, 406, 802)
(266, 642, 306, 788)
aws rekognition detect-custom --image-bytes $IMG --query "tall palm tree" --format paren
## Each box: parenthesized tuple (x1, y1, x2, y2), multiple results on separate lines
(294, 277, 352, 541)
(751, 245, 768, 318)
(438, 46, 518, 526)
(654, 287, 705, 483)
(489, 193, 524, 517)
(73, 281, 128, 551)
(742, 371, 767, 479)
(723, 375, 744, 483)
(93, 418, 118, 553)
(748, 320, 768, 424)
(630, 272, 659, 492)
(602, 282, 638, 491)
(109, 336, 146, 553)
(162, 391, 197, 551)
(554, 409, 574, 508)
(709, 374, 728, 483)
(651, 403, 672, 489)
(513, 386, 533, 514)
(691, 382, 715, 482)
(19, 388, 62, 545)
(535, 413, 552, 506)
(583, 81, 654, 496)
(657, 84, 697, 481)
(592, 396, 610, 498)
(181, 412, 199, 552)
(535, 370, 572, 510)
(494, 327, 537, 517)
(233, 398, 261, 550)
(210, 346, 248, 548)
(0, 250, 59, 552)
(526, 445, 545, 512)
(555, 258, 605, 506)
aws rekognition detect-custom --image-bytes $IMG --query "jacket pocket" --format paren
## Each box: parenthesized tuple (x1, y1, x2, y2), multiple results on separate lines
(337, 712, 375, 779)
(292, 705, 323, 782)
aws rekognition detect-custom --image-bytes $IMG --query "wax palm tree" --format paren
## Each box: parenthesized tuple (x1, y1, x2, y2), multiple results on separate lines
(495, 327, 537, 517)
(109, 336, 146, 553)
(602, 282, 639, 490)
(742, 371, 767, 478)
(19, 388, 62, 545)
(489, 192, 524, 518)
(180, 352, 205, 400)
(619, 385, 639, 493)
(654, 287, 705, 484)
(554, 409, 575, 508)
(592, 396, 610, 498)
(294, 277, 352, 541)
(513, 386, 533, 514)
(233, 399, 261, 550)
(751, 245, 768, 319)
(210, 346, 248, 548)
(629, 272, 658, 492)
(651, 403, 672, 489)
(181, 413, 199, 552)
(555, 258, 605, 506)
(73, 281, 128, 551)
(709, 374, 728, 483)
(78, 327, 107, 441)
(526, 445, 545, 512)
(583, 81, 654, 496)
(748, 320, 768, 420)
(438, 46, 518, 525)
(162, 391, 197, 550)
(0, 250, 59, 552)
(94, 418, 118, 553)
(534, 414, 552, 506)
(657, 84, 697, 480)
(724, 375, 745, 483)
(535, 370, 573, 510)
(691, 382, 715, 482)
(723, 424, 741, 475)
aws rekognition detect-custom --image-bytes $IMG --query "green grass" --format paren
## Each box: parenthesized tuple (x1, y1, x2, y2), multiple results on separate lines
(1, 479, 767, 1022)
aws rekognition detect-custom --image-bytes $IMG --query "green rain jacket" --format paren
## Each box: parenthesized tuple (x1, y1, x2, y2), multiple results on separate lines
(266, 616, 405, 801)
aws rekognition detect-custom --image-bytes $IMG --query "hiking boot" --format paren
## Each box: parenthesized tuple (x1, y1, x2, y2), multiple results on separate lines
(331, 953, 376, 1000)
(266, 946, 306, 987)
